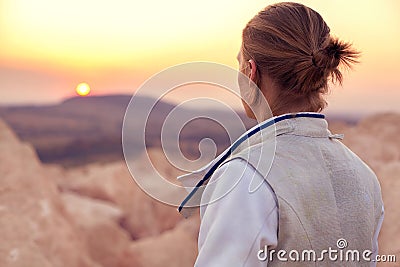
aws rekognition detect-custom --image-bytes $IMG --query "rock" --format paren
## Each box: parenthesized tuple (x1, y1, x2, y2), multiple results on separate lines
(59, 157, 183, 240)
(61, 192, 131, 267)
(61, 192, 124, 227)
(0, 213, 53, 267)
(376, 162, 400, 259)
(0, 120, 99, 267)
(339, 113, 400, 170)
(118, 215, 200, 267)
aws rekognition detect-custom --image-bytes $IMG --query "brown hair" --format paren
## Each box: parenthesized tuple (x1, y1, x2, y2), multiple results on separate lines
(242, 2, 359, 114)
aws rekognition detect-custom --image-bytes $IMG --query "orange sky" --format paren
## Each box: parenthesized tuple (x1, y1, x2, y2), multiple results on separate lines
(0, 0, 399, 114)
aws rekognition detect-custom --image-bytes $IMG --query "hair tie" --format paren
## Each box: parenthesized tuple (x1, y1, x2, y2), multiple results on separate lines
(311, 52, 319, 68)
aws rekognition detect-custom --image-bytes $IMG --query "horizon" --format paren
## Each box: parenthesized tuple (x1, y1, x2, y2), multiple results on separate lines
(0, 93, 381, 120)
(1, 0, 399, 114)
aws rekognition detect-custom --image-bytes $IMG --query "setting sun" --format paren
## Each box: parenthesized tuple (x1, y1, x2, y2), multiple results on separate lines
(75, 82, 91, 96)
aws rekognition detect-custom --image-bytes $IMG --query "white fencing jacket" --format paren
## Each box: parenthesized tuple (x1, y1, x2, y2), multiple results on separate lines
(177, 113, 384, 267)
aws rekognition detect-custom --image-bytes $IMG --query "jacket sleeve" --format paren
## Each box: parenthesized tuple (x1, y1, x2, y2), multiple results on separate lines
(195, 158, 278, 267)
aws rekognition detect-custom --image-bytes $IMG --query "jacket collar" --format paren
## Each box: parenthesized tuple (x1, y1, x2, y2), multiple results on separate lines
(177, 112, 332, 218)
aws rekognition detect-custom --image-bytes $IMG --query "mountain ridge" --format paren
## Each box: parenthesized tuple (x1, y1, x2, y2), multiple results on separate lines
(0, 94, 365, 166)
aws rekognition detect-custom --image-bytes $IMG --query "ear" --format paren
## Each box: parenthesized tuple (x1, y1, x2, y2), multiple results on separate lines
(248, 59, 258, 83)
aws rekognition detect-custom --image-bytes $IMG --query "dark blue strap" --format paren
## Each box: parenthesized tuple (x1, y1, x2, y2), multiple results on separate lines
(178, 113, 324, 212)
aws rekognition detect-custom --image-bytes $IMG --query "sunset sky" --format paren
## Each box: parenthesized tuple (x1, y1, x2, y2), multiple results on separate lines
(0, 0, 399, 115)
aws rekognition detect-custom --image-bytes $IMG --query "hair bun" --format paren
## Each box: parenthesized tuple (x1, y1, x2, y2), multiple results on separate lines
(312, 37, 359, 72)
(312, 39, 339, 71)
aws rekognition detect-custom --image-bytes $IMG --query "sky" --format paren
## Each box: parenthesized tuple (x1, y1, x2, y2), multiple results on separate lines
(0, 0, 399, 115)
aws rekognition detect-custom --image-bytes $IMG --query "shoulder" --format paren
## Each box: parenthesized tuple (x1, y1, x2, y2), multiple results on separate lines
(202, 158, 255, 204)
(213, 158, 251, 181)
(200, 158, 277, 217)
(209, 157, 263, 193)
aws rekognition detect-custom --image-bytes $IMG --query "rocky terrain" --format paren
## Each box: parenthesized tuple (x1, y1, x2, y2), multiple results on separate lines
(0, 119, 199, 267)
(0, 112, 399, 266)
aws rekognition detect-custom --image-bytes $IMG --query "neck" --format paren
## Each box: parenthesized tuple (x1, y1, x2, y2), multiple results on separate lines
(260, 77, 317, 116)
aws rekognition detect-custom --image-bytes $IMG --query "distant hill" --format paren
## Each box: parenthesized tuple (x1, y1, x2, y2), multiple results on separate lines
(0, 94, 362, 167)
(0, 95, 257, 166)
